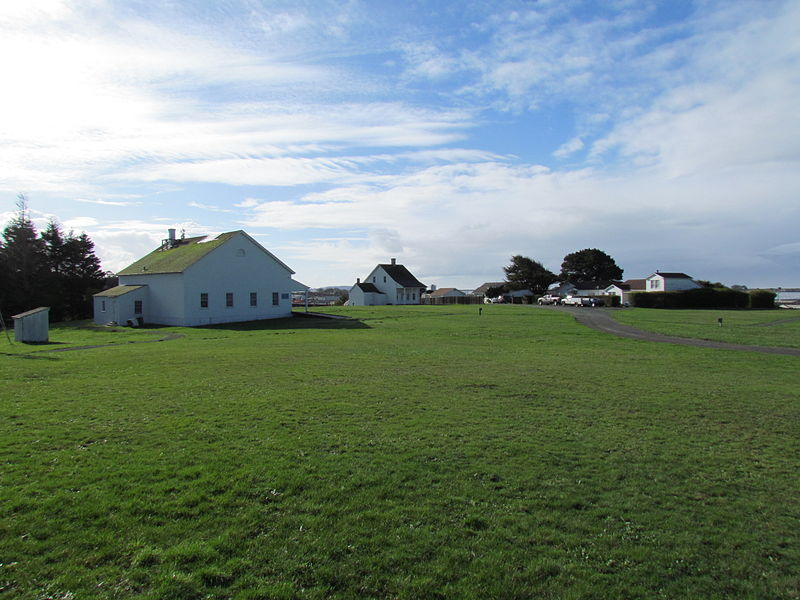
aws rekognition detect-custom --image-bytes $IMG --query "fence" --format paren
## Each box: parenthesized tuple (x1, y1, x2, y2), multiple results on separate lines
(421, 295, 486, 305)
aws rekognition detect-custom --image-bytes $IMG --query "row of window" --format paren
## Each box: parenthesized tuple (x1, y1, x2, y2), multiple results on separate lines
(99, 300, 142, 314)
(200, 292, 288, 308)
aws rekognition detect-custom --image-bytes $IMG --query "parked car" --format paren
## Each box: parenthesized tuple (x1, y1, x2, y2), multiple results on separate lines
(561, 296, 584, 306)
(537, 294, 561, 305)
(581, 297, 605, 307)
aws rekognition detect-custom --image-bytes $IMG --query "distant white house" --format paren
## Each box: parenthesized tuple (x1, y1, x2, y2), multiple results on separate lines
(604, 279, 647, 304)
(603, 273, 701, 304)
(645, 272, 701, 292)
(94, 229, 307, 326)
(348, 259, 426, 306)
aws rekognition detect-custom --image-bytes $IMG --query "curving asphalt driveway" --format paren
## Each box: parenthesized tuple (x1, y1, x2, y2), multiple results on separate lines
(544, 306, 800, 357)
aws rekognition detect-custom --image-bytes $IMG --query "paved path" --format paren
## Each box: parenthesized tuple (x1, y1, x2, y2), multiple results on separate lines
(546, 306, 800, 357)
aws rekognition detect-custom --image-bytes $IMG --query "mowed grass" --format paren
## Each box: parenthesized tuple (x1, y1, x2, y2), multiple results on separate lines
(613, 307, 800, 349)
(1, 305, 798, 599)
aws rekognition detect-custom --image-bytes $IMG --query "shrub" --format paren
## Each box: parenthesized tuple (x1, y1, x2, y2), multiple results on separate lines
(630, 288, 749, 309)
(748, 290, 776, 309)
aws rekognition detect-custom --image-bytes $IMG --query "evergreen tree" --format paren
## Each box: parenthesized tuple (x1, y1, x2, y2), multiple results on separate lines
(1, 197, 108, 321)
(0, 196, 48, 317)
(61, 232, 106, 318)
(559, 248, 623, 283)
(503, 255, 557, 295)
(40, 220, 67, 319)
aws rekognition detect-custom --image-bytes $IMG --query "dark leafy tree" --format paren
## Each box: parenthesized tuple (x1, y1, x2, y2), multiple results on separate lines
(696, 280, 726, 289)
(485, 284, 508, 299)
(503, 255, 557, 295)
(560, 248, 623, 283)
(60, 232, 106, 319)
(1, 197, 108, 321)
(0, 195, 49, 318)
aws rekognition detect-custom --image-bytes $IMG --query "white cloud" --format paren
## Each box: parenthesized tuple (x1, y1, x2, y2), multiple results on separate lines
(553, 137, 584, 158)
(63, 216, 99, 230)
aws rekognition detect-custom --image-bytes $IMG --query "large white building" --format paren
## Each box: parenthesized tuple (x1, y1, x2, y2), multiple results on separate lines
(94, 230, 307, 326)
(349, 259, 426, 306)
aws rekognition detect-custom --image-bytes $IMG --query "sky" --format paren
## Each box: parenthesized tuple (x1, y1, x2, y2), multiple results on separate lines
(1, 0, 798, 290)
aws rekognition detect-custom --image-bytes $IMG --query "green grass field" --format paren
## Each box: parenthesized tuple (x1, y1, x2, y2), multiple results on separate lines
(612, 307, 800, 349)
(2, 306, 798, 599)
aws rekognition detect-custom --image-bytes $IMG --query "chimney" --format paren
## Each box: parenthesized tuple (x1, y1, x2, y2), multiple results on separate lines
(391, 258, 396, 265)
(357, 278, 360, 284)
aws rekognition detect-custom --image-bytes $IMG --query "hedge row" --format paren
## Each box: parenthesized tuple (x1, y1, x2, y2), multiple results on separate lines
(630, 288, 776, 309)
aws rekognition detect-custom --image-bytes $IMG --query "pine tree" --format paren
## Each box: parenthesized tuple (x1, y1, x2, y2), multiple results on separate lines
(503, 255, 558, 295)
(61, 232, 106, 318)
(0, 196, 49, 317)
(1, 197, 108, 321)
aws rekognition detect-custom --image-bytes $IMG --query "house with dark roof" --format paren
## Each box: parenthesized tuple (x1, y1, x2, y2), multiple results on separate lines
(348, 258, 426, 306)
(94, 229, 307, 326)
(424, 287, 466, 299)
(470, 282, 506, 298)
(604, 279, 647, 305)
(645, 272, 701, 292)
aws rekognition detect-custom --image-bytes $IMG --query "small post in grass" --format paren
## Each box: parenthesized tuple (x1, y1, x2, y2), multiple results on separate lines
(479, 307, 483, 316)
(718, 317, 723, 327)
(0, 308, 12, 345)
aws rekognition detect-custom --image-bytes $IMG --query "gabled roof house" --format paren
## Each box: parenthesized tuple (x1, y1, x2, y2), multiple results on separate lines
(604, 279, 647, 304)
(349, 258, 426, 306)
(645, 272, 701, 292)
(471, 282, 506, 297)
(425, 287, 466, 298)
(94, 229, 307, 326)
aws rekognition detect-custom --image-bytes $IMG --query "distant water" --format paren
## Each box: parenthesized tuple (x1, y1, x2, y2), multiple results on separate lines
(777, 291, 800, 301)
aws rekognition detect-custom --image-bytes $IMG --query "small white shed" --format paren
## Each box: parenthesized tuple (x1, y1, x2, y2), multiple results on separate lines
(12, 307, 50, 343)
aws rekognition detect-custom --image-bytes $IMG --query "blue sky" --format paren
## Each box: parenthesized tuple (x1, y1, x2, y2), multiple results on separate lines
(1, 0, 798, 289)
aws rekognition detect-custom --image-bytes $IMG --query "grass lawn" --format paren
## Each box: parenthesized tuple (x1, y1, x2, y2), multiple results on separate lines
(1, 305, 798, 599)
(612, 307, 800, 349)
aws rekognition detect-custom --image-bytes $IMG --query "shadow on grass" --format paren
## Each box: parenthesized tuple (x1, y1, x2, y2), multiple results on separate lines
(0, 351, 60, 360)
(194, 313, 370, 332)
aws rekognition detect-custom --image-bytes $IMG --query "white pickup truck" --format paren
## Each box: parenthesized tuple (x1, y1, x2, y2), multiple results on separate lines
(537, 294, 561, 305)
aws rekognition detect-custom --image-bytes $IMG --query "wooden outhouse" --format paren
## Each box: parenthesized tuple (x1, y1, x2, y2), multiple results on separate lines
(12, 307, 50, 343)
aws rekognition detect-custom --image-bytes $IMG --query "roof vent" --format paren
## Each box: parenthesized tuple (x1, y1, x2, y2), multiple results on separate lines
(161, 228, 180, 250)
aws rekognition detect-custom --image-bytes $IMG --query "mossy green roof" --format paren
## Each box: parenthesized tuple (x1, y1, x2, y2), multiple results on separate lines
(93, 285, 146, 298)
(117, 232, 239, 275)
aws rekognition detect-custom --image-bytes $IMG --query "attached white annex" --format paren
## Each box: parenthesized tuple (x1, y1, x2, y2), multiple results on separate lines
(603, 279, 647, 305)
(94, 230, 307, 326)
(348, 258, 426, 306)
